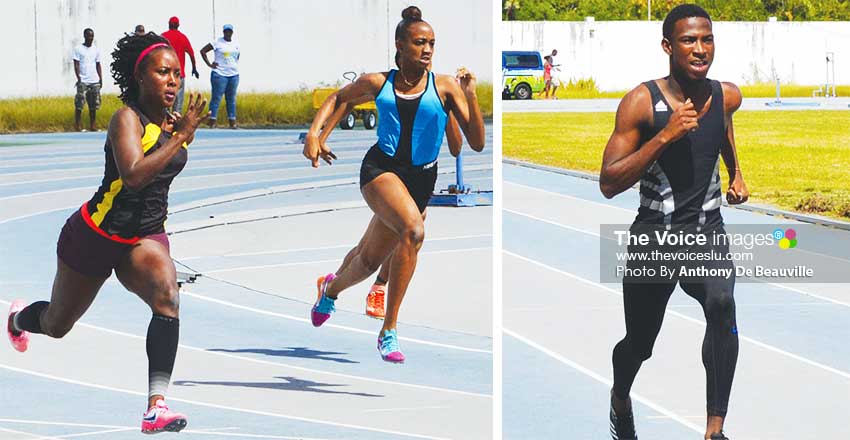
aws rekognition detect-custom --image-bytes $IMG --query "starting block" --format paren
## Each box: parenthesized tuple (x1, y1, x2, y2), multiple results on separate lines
(429, 152, 493, 207)
(176, 270, 201, 288)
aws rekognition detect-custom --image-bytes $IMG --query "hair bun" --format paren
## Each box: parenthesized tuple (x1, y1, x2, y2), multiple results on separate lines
(401, 6, 422, 21)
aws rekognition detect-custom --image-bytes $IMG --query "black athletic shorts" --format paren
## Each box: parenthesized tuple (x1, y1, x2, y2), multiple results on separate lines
(359, 144, 438, 213)
(57, 207, 170, 278)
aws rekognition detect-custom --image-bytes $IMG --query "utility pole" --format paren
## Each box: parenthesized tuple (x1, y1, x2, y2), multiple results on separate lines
(648, 0, 651, 21)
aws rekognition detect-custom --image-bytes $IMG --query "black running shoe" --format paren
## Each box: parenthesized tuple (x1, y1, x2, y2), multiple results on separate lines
(609, 391, 637, 440)
(709, 431, 730, 440)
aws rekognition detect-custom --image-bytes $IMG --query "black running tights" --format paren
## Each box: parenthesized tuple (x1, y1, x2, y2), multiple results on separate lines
(611, 276, 739, 417)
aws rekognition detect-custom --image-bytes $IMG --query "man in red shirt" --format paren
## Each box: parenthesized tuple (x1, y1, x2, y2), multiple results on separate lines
(162, 16, 199, 113)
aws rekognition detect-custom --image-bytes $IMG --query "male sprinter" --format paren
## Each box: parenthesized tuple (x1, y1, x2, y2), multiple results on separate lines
(599, 5, 749, 440)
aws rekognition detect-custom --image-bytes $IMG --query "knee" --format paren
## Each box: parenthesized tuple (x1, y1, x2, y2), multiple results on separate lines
(399, 221, 425, 249)
(616, 336, 654, 362)
(704, 290, 735, 324)
(150, 283, 180, 318)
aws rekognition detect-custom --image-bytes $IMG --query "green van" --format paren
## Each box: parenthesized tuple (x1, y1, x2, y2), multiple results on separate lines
(502, 51, 545, 100)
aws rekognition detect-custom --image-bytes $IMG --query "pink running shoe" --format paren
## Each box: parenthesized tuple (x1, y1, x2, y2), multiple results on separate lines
(7, 299, 29, 353)
(311, 273, 337, 327)
(141, 399, 187, 434)
(377, 329, 405, 363)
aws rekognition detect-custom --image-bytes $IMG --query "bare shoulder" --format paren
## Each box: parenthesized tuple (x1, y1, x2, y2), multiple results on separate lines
(721, 81, 742, 112)
(616, 83, 653, 125)
(109, 106, 139, 127)
(622, 83, 652, 107)
(358, 72, 390, 88)
(108, 106, 142, 138)
(434, 73, 461, 91)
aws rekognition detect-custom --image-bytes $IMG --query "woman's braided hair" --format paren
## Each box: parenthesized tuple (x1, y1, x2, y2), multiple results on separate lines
(110, 32, 171, 103)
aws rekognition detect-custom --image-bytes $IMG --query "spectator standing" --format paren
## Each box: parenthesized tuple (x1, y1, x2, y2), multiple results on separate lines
(201, 24, 240, 129)
(73, 28, 102, 131)
(161, 16, 199, 114)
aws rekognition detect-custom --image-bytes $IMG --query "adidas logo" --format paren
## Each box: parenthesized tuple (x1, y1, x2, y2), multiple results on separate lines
(654, 101, 668, 112)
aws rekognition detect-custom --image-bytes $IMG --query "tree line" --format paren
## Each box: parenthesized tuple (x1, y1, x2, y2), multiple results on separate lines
(503, 0, 850, 21)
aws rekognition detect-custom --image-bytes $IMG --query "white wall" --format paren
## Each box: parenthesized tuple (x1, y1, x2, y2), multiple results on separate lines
(5, 0, 492, 98)
(503, 20, 850, 91)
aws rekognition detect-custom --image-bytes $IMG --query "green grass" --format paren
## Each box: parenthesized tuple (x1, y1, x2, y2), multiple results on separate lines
(476, 83, 493, 120)
(534, 81, 850, 100)
(0, 83, 493, 133)
(504, 111, 850, 220)
(738, 83, 850, 98)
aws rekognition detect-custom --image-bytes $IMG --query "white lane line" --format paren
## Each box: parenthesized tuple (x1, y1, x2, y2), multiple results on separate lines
(763, 282, 850, 308)
(503, 208, 599, 237)
(0, 163, 490, 204)
(507, 202, 850, 308)
(178, 431, 332, 439)
(0, 204, 78, 225)
(56, 428, 137, 438)
(0, 165, 357, 202)
(178, 291, 493, 356)
(0, 420, 331, 440)
(0, 427, 57, 440)
(0, 187, 80, 201)
(0, 420, 126, 429)
(0, 298, 490, 395)
(504, 250, 850, 380)
(506, 181, 633, 213)
(362, 406, 449, 413)
(0, 173, 100, 187)
(0, 426, 56, 440)
(175, 234, 492, 261)
(0, 158, 489, 224)
(503, 328, 704, 435)
(0, 365, 452, 440)
(203, 247, 491, 274)
(645, 415, 704, 420)
(0, 157, 310, 187)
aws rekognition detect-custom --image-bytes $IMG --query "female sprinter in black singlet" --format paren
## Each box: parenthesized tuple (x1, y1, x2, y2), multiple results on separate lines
(7, 32, 208, 434)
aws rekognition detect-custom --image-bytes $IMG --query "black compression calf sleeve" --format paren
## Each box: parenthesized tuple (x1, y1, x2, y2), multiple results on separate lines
(14, 301, 49, 334)
(146, 314, 180, 399)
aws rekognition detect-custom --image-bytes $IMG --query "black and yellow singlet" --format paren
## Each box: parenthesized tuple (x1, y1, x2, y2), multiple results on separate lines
(81, 106, 187, 243)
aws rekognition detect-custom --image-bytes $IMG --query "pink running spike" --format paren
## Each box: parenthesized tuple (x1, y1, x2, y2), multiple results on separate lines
(311, 273, 337, 327)
(141, 399, 187, 434)
(7, 300, 29, 353)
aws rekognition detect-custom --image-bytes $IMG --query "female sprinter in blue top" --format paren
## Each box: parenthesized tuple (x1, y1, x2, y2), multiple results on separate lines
(303, 5, 485, 363)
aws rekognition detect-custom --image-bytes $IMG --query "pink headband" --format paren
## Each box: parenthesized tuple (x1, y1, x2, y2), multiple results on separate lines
(133, 43, 169, 74)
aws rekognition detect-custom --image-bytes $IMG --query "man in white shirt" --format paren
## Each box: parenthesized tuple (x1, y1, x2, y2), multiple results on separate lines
(73, 28, 102, 131)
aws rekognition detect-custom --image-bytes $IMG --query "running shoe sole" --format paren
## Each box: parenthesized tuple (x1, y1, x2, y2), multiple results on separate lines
(142, 418, 187, 434)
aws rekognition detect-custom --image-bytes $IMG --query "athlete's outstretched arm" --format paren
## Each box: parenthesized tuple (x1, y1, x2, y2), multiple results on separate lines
(318, 93, 374, 145)
(720, 82, 748, 204)
(599, 85, 698, 198)
(304, 73, 384, 167)
(440, 71, 485, 152)
(110, 94, 208, 192)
